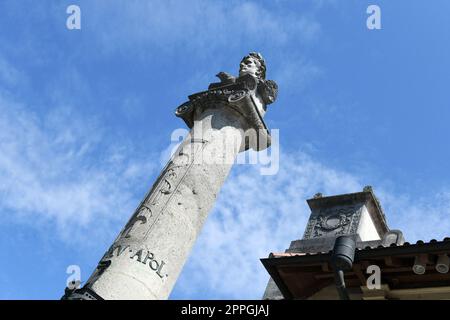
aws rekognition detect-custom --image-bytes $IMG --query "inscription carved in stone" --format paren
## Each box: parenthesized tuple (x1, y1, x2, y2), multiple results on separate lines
(119, 140, 206, 241)
(85, 244, 168, 289)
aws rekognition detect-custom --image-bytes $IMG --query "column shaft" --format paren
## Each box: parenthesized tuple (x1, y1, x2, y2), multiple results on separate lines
(84, 107, 244, 299)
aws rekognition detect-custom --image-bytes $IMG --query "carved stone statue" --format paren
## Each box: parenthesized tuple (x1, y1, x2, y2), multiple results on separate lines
(176, 52, 278, 151)
(210, 52, 278, 106)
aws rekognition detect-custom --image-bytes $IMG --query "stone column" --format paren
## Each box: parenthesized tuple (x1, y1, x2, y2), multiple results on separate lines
(63, 53, 278, 300)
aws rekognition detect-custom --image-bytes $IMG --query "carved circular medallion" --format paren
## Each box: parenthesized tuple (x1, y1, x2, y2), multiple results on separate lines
(323, 216, 340, 230)
(318, 214, 350, 231)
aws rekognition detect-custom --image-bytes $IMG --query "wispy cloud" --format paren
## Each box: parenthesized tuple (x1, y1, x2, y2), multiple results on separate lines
(74, 0, 326, 92)
(86, 0, 322, 55)
(379, 190, 450, 242)
(172, 151, 362, 299)
(172, 152, 450, 299)
(0, 92, 156, 245)
(1, 0, 447, 300)
(2, 77, 449, 299)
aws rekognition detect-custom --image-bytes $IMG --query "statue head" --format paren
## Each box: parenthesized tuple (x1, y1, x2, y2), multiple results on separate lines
(239, 52, 266, 80)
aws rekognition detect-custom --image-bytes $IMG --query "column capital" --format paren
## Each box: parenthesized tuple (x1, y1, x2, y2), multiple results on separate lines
(175, 53, 278, 152)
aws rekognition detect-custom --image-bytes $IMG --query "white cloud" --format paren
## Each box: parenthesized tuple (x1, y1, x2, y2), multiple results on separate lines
(379, 190, 450, 242)
(2, 82, 446, 298)
(2, 87, 449, 299)
(0, 93, 156, 244)
(84, 0, 321, 56)
(172, 151, 363, 299)
(172, 152, 450, 299)
(1, 1, 447, 300)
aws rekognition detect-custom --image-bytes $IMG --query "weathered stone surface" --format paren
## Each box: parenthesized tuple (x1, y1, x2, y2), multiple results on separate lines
(84, 108, 245, 299)
(64, 52, 278, 300)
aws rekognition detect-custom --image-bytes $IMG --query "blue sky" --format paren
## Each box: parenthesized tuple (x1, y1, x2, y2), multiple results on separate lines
(1, 0, 450, 299)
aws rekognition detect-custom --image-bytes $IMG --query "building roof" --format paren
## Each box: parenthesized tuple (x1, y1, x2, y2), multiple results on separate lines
(261, 238, 450, 299)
